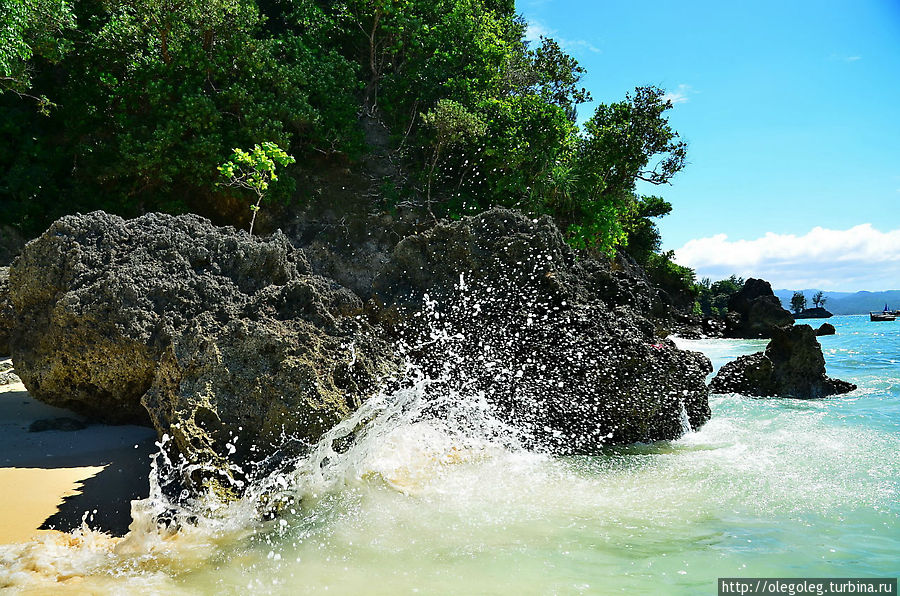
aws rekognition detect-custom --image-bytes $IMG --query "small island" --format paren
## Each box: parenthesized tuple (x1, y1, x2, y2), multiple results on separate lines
(790, 290, 833, 318)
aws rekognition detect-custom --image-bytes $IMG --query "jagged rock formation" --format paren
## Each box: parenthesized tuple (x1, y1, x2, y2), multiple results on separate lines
(7, 208, 713, 489)
(7, 212, 396, 486)
(709, 324, 855, 398)
(371, 209, 711, 450)
(143, 280, 393, 487)
(815, 323, 836, 336)
(726, 278, 794, 338)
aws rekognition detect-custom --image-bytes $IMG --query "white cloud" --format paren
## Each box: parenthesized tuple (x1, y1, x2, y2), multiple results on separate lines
(525, 19, 600, 54)
(830, 53, 862, 63)
(662, 84, 693, 105)
(674, 224, 900, 291)
(525, 20, 553, 43)
(562, 38, 601, 54)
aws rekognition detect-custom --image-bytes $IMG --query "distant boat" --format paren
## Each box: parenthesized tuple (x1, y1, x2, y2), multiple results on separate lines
(870, 311, 896, 322)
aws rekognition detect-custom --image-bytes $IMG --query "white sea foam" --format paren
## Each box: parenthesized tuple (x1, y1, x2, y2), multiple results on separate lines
(1, 316, 897, 594)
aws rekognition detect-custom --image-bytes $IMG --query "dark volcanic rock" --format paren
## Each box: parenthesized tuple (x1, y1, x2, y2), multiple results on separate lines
(815, 323, 836, 336)
(795, 307, 833, 319)
(143, 283, 395, 486)
(709, 324, 855, 398)
(0, 267, 11, 355)
(10, 207, 714, 489)
(373, 208, 655, 317)
(726, 278, 794, 338)
(8, 212, 396, 484)
(290, 212, 427, 300)
(372, 208, 712, 450)
(9, 211, 304, 423)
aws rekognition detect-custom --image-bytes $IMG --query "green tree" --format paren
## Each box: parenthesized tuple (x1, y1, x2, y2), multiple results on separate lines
(218, 142, 296, 235)
(622, 194, 672, 264)
(1, 0, 693, 265)
(420, 99, 487, 216)
(564, 86, 687, 252)
(812, 290, 826, 308)
(0, 0, 75, 113)
(694, 275, 744, 316)
(790, 291, 807, 314)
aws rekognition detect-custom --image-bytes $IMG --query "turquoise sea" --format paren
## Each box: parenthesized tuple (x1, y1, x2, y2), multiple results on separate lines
(1, 315, 898, 593)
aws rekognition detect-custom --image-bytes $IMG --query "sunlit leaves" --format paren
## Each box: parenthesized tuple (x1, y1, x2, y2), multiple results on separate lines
(0, 0, 75, 112)
(218, 142, 295, 235)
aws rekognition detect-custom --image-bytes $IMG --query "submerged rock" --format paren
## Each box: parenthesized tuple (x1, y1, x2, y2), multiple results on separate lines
(815, 323, 836, 336)
(8, 212, 396, 485)
(372, 208, 712, 450)
(725, 278, 794, 338)
(709, 324, 855, 398)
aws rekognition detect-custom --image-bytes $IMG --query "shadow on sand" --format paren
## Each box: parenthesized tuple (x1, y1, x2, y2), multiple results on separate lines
(39, 436, 158, 535)
(1, 378, 159, 536)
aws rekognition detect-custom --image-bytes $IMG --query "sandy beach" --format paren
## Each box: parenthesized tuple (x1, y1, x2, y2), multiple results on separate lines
(0, 358, 157, 544)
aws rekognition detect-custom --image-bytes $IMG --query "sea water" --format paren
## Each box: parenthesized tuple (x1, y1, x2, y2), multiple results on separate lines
(1, 315, 897, 593)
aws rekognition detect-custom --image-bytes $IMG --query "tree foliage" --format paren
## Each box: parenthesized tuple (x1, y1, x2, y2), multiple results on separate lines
(695, 275, 745, 316)
(812, 290, 826, 308)
(2, 0, 691, 267)
(791, 291, 807, 314)
(218, 142, 296, 235)
(0, 0, 75, 112)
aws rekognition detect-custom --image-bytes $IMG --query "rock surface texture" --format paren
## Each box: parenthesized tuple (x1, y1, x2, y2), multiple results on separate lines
(726, 278, 794, 338)
(371, 209, 711, 451)
(0, 360, 19, 385)
(709, 324, 855, 398)
(0, 267, 11, 355)
(795, 307, 833, 319)
(8, 209, 713, 489)
(8, 212, 396, 485)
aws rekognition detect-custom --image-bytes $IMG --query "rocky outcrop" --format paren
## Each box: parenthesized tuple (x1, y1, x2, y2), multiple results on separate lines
(726, 278, 794, 338)
(371, 208, 711, 450)
(795, 307, 833, 319)
(8, 208, 714, 490)
(8, 212, 396, 486)
(0, 360, 19, 385)
(815, 323, 836, 336)
(143, 282, 394, 487)
(0, 268, 11, 355)
(709, 324, 855, 398)
(290, 212, 426, 300)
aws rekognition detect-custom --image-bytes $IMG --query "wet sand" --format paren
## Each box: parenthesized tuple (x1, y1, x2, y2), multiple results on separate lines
(0, 361, 158, 544)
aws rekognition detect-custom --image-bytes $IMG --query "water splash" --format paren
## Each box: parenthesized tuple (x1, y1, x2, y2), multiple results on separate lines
(679, 401, 693, 436)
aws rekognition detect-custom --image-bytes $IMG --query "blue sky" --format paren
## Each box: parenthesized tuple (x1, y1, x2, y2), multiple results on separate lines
(521, 0, 900, 290)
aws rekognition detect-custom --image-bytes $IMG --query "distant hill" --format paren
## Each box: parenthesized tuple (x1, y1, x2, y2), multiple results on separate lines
(775, 289, 900, 315)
